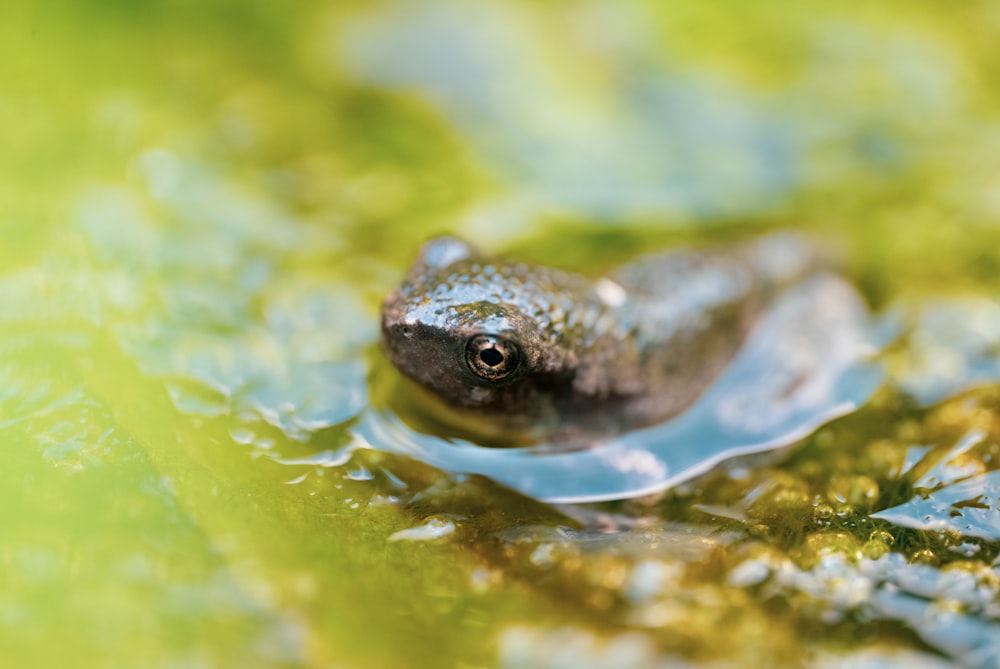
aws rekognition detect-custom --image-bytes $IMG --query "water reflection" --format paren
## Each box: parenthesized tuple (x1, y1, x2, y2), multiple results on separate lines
(873, 429, 1000, 541)
(765, 552, 1000, 668)
(336, 2, 798, 222)
(331, 0, 972, 237)
(891, 298, 1000, 407)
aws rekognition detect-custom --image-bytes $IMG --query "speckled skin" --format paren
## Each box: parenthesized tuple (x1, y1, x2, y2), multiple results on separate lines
(381, 234, 817, 437)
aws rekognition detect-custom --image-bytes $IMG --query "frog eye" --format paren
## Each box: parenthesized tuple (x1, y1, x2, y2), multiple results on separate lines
(465, 334, 520, 380)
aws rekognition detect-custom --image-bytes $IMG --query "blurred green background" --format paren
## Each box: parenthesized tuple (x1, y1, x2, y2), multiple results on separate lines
(3, 1, 1000, 667)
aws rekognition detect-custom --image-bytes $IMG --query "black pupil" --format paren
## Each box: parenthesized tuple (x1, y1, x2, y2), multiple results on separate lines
(479, 347, 504, 367)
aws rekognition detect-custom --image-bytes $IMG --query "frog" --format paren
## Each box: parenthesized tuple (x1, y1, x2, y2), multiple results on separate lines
(380, 233, 820, 442)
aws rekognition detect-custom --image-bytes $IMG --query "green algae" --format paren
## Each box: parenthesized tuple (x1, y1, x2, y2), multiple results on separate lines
(4, 1, 1000, 668)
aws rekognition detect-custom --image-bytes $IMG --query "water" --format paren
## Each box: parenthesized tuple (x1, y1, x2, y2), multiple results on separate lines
(4, 1, 1000, 667)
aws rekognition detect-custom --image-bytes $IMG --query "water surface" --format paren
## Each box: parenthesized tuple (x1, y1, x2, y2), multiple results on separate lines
(4, 1, 1000, 667)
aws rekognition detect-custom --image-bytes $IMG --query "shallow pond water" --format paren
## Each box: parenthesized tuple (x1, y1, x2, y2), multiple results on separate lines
(4, 1, 1000, 668)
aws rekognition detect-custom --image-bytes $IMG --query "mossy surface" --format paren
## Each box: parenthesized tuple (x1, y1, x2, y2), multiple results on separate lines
(3, 2, 1000, 667)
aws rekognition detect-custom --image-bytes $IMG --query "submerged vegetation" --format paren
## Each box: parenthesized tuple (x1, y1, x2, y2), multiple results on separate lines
(3, 1, 1000, 667)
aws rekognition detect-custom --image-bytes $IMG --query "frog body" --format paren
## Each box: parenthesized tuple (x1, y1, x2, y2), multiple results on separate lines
(381, 233, 817, 439)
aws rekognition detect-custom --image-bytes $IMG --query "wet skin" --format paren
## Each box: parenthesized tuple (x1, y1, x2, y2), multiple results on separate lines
(381, 234, 818, 440)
